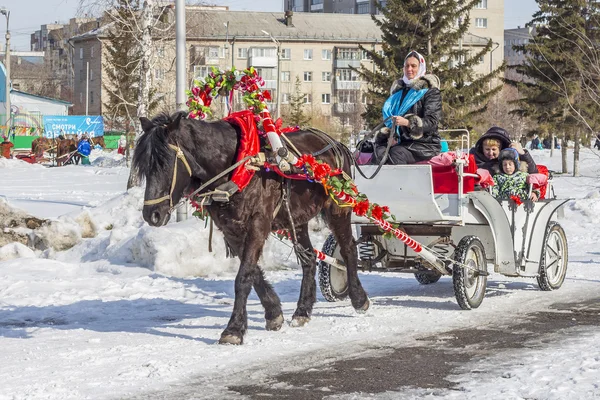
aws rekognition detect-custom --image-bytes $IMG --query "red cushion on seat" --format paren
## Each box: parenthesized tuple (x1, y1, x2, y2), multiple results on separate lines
(533, 165, 549, 199)
(431, 154, 477, 194)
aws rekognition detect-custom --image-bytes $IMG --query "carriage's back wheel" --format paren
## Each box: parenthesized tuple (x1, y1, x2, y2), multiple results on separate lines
(414, 271, 442, 284)
(318, 234, 349, 302)
(452, 236, 487, 310)
(537, 222, 568, 291)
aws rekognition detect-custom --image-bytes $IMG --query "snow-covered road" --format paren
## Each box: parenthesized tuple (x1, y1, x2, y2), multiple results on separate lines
(1, 148, 599, 399)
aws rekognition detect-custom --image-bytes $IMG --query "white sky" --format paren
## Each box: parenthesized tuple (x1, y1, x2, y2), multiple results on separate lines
(2, 0, 537, 52)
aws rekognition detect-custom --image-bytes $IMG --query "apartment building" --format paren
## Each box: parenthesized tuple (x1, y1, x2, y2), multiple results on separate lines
(30, 17, 99, 101)
(69, 8, 383, 129)
(504, 26, 536, 66)
(284, 0, 504, 78)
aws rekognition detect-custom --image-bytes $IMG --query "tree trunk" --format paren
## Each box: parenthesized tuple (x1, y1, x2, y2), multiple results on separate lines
(550, 132, 554, 157)
(127, 0, 155, 190)
(561, 134, 568, 174)
(573, 129, 580, 177)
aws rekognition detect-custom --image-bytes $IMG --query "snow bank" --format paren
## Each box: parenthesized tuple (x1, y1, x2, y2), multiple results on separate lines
(0, 242, 36, 261)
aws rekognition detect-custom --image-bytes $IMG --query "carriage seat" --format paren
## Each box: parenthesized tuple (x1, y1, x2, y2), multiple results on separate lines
(527, 165, 549, 199)
(418, 153, 477, 194)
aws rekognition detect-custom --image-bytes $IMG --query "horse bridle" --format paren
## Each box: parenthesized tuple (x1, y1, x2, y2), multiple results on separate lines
(143, 144, 192, 208)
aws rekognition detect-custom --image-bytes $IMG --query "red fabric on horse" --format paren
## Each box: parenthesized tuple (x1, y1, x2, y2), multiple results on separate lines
(223, 110, 261, 192)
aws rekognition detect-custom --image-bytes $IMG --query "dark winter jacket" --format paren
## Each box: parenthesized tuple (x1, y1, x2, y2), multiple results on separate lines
(377, 74, 442, 159)
(470, 126, 538, 175)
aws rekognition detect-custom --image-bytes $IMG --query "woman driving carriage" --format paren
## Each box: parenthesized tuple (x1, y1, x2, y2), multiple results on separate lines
(373, 51, 442, 165)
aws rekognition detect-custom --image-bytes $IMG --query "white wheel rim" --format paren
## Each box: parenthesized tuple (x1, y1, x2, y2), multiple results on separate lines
(329, 243, 347, 294)
(464, 246, 485, 299)
(545, 230, 566, 285)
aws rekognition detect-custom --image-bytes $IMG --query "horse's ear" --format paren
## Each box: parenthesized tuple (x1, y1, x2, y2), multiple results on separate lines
(167, 112, 184, 132)
(140, 117, 154, 133)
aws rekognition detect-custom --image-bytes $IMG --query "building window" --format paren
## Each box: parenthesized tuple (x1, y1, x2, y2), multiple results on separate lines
(336, 48, 360, 60)
(338, 89, 358, 103)
(475, 0, 487, 8)
(90, 91, 94, 104)
(361, 50, 373, 60)
(194, 65, 209, 78)
(90, 69, 94, 81)
(255, 67, 276, 80)
(337, 68, 359, 81)
(282, 93, 290, 104)
(250, 48, 276, 57)
(79, 69, 84, 82)
(304, 49, 313, 60)
(79, 92, 83, 103)
(479, 56, 485, 64)
(357, 3, 370, 13)
(238, 48, 248, 58)
(155, 68, 165, 80)
(322, 93, 330, 104)
(303, 94, 312, 104)
(281, 48, 291, 59)
(79, 47, 83, 59)
(91, 46, 94, 58)
(303, 71, 312, 82)
(322, 71, 331, 82)
(322, 49, 331, 60)
(209, 47, 219, 58)
(475, 18, 487, 28)
(281, 71, 290, 82)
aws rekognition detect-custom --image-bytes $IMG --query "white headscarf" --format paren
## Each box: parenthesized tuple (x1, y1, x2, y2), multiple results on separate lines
(402, 50, 427, 86)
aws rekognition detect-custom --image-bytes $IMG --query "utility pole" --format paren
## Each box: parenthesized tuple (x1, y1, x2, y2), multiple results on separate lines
(1, 8, 10, 135)
(85, 62, 89, 115)
(175, 0, 188, 222)
(262, 30, 281, 119)
(175, 0, 186, 112)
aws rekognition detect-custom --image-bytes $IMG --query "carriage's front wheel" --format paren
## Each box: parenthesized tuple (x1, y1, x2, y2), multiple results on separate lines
(537, 222, 568, 291)
(452, 236, 487, 310)
(318, 234, 349, 302)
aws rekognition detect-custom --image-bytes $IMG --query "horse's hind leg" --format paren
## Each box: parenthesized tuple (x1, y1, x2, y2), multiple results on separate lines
(253, 269, 284, 331)
(324, 205, 370, 311)
(290, 223, 317, 327)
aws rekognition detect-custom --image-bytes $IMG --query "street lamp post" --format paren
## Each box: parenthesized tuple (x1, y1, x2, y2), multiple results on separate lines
(261, 30, 281, 120)
(1, 8, 10, 135)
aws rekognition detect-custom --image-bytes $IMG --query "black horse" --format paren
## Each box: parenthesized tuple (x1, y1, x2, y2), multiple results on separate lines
(133, 112, 370, 345)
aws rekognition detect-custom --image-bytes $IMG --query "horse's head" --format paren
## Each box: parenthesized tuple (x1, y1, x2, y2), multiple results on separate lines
(133, 112, 194, 227)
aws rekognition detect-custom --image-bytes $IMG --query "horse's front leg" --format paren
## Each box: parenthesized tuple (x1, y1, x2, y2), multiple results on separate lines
(290, 223, 317, 327)
(219, 216, 279, 345)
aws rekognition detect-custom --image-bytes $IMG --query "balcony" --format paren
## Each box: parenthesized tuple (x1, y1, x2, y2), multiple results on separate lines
(334, 59, 361, 69)
(334, 103, 357, 113)
(334, 80, 362, 90)
(311, 3, 323, 10)
(248, 55, 277, 68)
(262, 79, 277, 89)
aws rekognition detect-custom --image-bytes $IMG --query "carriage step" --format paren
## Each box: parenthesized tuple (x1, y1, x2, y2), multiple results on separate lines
(212, 181, 240, 202)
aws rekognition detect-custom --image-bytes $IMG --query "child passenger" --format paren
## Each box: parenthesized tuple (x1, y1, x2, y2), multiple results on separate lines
(492, 148, 539, 202)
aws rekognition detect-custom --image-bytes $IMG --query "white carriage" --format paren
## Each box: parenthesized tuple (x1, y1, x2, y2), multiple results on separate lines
(318, 133, 568, 309)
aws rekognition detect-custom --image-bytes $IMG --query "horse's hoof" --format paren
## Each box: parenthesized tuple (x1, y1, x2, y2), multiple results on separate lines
(355, 297, 371, 314)
(218, 333, 243, 345)
(290, 316, 311, 327)
(265, 314, 284, 331)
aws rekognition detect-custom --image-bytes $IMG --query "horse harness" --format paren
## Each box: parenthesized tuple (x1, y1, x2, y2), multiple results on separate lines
(143, 144, 193, 209)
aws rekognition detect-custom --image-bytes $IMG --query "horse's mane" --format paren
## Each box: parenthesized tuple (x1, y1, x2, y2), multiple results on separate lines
(132, 112, 183, 182)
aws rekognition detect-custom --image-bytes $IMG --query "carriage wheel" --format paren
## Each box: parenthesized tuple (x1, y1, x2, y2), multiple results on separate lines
(452, 236, 487, 310)
(414, 270, 442, 284)
(537, 222, 568, 291)
(317, 234, 348, 302)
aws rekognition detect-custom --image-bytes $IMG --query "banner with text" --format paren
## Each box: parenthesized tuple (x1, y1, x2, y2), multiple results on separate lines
(42, 115, 105, 138)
